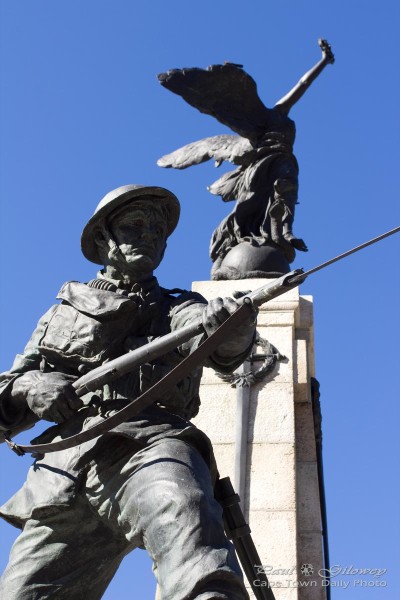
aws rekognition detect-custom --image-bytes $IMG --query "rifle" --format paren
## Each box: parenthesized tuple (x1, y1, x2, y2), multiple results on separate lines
(4, 270, 302, 456)
(4, 225, 399, 457)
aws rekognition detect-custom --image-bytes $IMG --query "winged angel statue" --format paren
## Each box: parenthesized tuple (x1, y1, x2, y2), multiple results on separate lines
(158, 40, 334, 279)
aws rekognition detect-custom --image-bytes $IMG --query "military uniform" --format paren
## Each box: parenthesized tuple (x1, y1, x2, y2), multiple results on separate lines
(0, 275, 251, 600)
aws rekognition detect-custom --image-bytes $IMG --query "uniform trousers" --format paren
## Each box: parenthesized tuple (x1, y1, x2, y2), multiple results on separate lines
(0, 436, 249, 600)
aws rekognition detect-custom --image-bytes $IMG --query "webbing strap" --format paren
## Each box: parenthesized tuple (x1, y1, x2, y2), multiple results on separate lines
(6, 300, 254, 455)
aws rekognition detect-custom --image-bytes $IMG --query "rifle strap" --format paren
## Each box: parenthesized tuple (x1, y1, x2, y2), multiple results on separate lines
(6, 299, 255, 456)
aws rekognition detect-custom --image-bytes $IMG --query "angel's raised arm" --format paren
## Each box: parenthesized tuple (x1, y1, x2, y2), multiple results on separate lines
(275, 39, 334, 115)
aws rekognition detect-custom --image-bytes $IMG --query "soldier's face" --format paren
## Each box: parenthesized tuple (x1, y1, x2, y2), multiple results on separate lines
(108, 202, 168, 275)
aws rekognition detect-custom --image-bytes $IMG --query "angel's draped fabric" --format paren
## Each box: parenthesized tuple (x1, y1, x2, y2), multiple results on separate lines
(209, 117, 298, 265)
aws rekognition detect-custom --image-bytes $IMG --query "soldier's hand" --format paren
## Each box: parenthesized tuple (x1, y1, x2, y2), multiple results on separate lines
(203, 296, 257, 357)
(12, 371, 82, 423)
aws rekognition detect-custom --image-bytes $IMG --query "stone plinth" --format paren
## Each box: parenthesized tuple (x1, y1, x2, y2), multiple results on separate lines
(192, 279, 326, 600)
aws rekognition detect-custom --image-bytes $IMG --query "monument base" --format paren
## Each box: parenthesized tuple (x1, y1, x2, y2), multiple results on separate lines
(192, 279, 326, 600)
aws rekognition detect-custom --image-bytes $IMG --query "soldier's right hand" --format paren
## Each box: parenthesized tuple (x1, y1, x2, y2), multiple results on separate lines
(12, 371, 82, 423)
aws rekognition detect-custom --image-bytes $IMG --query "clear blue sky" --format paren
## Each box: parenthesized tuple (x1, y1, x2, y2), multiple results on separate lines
(0, 1, 399, 598)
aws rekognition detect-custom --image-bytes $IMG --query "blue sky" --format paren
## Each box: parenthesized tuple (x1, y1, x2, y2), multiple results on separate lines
(0, 1, 399, 598)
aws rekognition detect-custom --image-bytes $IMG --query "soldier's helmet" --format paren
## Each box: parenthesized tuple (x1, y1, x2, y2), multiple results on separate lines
(81, 184, 180, 265)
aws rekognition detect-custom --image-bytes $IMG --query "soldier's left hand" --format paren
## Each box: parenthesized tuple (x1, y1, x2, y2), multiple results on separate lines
(203, 297, 257, 356)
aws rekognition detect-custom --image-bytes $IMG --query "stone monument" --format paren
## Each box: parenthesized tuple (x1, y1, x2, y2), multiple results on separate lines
(0, 41, 334, 600)
(192, 279, 326, 599)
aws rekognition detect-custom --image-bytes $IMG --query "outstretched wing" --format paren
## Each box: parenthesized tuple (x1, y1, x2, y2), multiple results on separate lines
(157, 134, 253, 170)
(158, 64, 270, 142)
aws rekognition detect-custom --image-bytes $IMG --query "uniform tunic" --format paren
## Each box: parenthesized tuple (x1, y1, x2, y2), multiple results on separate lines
(0, 277, 251, 600)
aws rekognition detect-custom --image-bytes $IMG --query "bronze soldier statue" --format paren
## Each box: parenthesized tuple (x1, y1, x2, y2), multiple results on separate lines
(0, 185, 257, 600)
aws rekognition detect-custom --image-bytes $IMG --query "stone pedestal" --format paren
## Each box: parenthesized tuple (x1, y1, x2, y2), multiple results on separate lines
(191, 279, 327, 600)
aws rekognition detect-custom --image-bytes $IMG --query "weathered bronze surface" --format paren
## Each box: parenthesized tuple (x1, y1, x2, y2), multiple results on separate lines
(158, 40, 335, 279)
(0, 185, 258, 599)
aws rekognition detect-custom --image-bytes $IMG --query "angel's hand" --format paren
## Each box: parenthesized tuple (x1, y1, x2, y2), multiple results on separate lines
(318, 39, 335, 65)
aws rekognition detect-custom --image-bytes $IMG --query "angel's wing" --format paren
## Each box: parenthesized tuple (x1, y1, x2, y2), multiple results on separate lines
(157, 134, 253, 170)
(158, 64, 270, 142)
